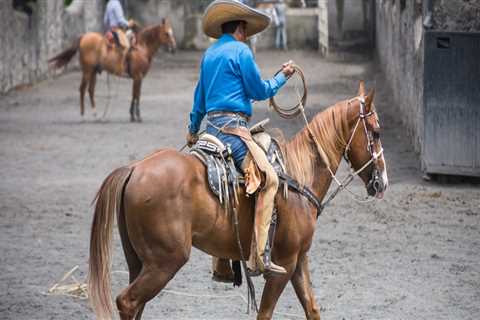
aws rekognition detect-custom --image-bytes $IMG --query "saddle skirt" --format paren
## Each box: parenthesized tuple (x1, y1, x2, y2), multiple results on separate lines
(105, 28, 131, 49)
(190, 119, 288, 205)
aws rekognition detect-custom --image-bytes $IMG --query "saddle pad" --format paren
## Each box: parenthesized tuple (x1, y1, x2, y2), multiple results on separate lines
(191, 133, 286, 205)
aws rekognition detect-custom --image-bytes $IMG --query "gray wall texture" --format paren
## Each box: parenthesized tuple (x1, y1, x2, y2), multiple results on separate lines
(375, 0, 480, 154)
(375, 0, 425, 152)
(0, 0, 103, 94)
(128, 1, 320, 50)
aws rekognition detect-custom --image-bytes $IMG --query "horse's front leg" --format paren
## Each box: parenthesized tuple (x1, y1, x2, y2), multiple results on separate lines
(291, 255, 321, 320)
(257, 261, 296, 320)
(129, 80, 136, 122)
(133, 79, 142, 122)
(130, 79, 142, 122)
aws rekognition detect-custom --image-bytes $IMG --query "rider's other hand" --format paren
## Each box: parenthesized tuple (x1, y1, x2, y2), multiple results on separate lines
(186, 132, 198, 147)
(127, 19, 138, 30)
(282, 60, 295, 78)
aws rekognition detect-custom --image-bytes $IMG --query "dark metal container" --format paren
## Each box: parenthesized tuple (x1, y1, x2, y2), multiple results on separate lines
(423, 31, 480, 177)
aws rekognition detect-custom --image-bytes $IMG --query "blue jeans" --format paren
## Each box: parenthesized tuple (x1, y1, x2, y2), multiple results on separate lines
(206, 114, 249, 169)
(275, 24, 287, 50)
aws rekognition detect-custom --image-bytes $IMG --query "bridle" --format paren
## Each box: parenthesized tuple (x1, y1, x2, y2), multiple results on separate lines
(270, 65, 385, 216)
(341, 97, 384, 194)
(303, 96, 385, 216)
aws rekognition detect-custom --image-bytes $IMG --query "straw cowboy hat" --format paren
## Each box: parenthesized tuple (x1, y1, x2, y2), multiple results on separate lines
(203, 0, 271, 39)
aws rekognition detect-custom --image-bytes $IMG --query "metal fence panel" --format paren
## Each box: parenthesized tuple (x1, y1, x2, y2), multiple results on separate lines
(423, 31, 480, 176)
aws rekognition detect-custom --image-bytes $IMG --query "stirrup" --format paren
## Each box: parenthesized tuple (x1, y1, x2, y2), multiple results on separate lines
(247, 253, 287, 277)
(263, 260, 287, 276)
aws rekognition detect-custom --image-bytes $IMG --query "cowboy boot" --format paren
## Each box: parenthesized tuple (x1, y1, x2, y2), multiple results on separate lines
(261, 241, 287, 276)
(247, 236, 287, 276)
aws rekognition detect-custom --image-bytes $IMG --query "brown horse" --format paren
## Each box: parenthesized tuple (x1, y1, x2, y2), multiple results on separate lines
(49, 19, 176, 122)
(88, 83, 388, 320)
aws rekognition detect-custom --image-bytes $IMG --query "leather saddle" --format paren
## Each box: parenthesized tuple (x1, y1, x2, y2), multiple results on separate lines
(190, 119, 287, 205)
(104, 29, 136, 78)
(190, 119, 322, 287)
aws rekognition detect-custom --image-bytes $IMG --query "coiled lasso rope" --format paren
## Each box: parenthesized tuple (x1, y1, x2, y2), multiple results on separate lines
(270, 64, 378, 206)
(270, 64, 331, 169)
(269, 64, 308, 119)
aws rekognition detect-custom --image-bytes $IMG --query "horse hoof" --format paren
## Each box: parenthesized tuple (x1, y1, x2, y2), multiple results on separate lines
(212, 272, 234, 284)
(130, 117, 135, 123)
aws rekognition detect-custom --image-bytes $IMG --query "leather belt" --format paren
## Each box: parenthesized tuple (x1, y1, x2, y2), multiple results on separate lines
(207, 111, 250, 122)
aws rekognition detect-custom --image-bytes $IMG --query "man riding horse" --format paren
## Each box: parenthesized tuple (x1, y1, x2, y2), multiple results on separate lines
(186, 0, 295, 276)
(104, 0, 137, 71)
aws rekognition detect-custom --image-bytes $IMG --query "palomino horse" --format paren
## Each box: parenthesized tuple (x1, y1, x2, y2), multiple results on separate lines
(88, 83, 388, 320)
(49, 19, 176, 122)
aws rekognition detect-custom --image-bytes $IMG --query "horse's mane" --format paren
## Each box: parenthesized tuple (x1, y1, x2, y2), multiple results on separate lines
(137, 24, 162, 46)
(279, 101, 349, 186)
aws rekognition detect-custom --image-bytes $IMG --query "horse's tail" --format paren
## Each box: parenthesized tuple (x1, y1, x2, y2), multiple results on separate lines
(48, 36, 81, 69)
(88, 166, 134, 320)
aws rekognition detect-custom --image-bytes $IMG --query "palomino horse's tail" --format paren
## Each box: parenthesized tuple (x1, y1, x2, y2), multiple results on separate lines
(48, 36, 82, 69)
(88, 166, 133, 320)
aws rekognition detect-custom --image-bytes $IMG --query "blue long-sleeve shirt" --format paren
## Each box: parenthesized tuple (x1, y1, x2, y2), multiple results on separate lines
(189, 34, 287, 134)
(104, 0, 128, 30)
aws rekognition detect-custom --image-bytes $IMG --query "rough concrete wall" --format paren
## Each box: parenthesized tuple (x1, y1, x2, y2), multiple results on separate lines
(375, 0, 424, 152)
(249, 8, 320, 50)
(127, 0, 186, 48)
(286, 8, 319, 49)
(431, 0, 480, 31)
(326, 0, 376, 54)
(129, 1, 319, 50)
(0, 0, 103, 94)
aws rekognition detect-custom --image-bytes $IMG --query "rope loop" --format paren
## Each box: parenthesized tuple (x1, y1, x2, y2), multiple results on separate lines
(269, 64, 308, 119)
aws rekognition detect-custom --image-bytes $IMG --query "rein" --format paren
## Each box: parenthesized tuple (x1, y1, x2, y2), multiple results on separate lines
(315, 97, 384, 215)
(271, 65, 384, 217)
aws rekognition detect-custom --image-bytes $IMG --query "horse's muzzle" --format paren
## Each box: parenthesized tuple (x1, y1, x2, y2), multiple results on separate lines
(367, 168, 386, 199)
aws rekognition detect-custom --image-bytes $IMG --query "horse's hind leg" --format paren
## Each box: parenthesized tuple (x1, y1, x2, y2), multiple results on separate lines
(117, 202, 146, 319)
(88, 72, 97, 118)
(291, 255, 321, 320)
(116, 251, 189, 320)
(212, 257, 234, 283)
(129, 99, 135, 122)
(79, 71, 90, 117)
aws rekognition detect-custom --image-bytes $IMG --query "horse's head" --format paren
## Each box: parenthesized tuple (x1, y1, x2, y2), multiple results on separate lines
(159, 18, 177, 53)
(344, 81, 388, 199)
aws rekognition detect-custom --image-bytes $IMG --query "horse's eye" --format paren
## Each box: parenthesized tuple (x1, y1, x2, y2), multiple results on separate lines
(372, 131, 380, 140)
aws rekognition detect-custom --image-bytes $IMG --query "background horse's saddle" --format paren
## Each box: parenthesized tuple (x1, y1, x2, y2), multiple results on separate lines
(190, 119, 287, 205)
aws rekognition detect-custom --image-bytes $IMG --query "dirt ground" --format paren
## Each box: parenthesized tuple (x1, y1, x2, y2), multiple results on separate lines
(0, 49, 479, 320)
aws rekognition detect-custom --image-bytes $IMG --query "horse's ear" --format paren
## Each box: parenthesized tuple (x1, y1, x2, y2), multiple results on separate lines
(365, 88, 375, 110)
(161, 18, 166, 25)
(358, 80, 366, 96)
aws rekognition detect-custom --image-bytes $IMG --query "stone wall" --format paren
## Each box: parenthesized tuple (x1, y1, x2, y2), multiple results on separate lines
(255, 8, 319, 50)
(375, 0, 424, 152)
(127, 0, 188, 48)
(328, 0, 374, 49)
(0, 0, 103, 94)
(128, 1, 320, 50)
(374, 0, 480, 154)
(431, 0, 480, 31)
(127, 0, 209, 50)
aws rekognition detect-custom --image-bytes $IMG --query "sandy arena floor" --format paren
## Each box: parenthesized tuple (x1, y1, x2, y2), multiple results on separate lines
(0, 50, 479, 320)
